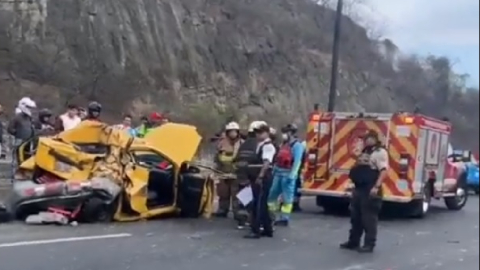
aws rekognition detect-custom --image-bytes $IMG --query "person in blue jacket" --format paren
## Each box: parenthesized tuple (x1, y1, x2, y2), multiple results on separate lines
(267, 123, 305, 226)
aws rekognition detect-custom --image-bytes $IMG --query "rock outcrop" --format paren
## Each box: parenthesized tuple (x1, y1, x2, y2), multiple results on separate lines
(0, 0, 478, 149)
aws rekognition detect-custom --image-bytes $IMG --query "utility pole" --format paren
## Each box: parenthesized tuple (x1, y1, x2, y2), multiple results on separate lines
(327, 0, 343, 112)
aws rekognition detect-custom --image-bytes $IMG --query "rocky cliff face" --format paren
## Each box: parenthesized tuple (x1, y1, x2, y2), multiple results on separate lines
(0, 0, 478, 149)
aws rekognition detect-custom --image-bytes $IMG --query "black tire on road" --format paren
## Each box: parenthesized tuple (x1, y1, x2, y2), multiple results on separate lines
(316, 196, 350, 214)
(445, 172, 469, 211)
(80, 197, 114, 223)
(410, 184, 432, 219)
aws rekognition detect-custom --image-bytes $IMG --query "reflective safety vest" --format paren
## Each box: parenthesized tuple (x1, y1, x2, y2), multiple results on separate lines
(136, 124, 154, 138)
(216, 139, 242, 173)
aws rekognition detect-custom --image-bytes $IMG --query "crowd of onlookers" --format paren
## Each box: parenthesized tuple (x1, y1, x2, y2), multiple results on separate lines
(0, 96, 170, 161)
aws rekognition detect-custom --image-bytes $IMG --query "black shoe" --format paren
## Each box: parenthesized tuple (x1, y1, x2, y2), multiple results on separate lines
(213, 212, 228, 218)
(357, 246, 374, 253)
(236, 220, 247, 230)
(339, 241, 359, 250)
(274, 219, 289, 227)
(243, 232, 261, 239)
(292, 203, 302, 212)
(260, 230, 274, 238)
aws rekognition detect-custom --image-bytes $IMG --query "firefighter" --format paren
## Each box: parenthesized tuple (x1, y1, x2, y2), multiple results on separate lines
(214, 122, 247, 226)
(340, 130, 388, 253)
(242, 122, 276, 239)
(267, 124, 305, 226)
(85, 101, 102, 121)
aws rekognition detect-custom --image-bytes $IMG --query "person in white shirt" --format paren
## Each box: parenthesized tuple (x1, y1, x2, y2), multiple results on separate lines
(244, 122, 277, 239)
(56, 104, 81, 131)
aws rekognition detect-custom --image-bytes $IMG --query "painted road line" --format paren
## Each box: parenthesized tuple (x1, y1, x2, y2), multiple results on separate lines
(0, 233, 132, 248)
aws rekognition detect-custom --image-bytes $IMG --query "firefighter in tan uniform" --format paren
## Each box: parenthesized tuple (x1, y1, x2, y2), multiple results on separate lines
(214, 122, 246, 224)
(340, 130, 388, 253)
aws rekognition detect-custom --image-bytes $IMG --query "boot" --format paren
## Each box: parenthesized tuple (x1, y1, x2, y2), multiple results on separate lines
(357, 245, 374, 253)
(292, 202, 302, 212)
(274, 219, 289, 227)
(260, 230, 273, 238)
(236, 220, 247, 230)
(339, 241, 359, 250)
(243, 232, 261, 239)
(213, 211, 228, 218)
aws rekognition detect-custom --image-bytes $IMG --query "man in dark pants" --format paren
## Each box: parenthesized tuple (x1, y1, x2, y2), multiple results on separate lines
(293, 140, 306, 212)
(243, 122, 276, 239)
(340, 130, 388, 253)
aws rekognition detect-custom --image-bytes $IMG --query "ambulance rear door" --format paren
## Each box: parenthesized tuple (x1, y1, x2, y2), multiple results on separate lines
(329, 112, 392, 173)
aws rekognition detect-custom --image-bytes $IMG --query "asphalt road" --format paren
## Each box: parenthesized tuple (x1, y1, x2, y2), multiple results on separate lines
(0, 196, 478, 270)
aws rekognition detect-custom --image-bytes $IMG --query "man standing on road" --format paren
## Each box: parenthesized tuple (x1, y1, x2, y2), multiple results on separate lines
(340, 130, 387, 253)
(8, 97, 36, 178)
(267, 124, 305, 226)
(244, 122, 276, 239)
(214, 122, 246, 228)
(293, 140, 307, 212)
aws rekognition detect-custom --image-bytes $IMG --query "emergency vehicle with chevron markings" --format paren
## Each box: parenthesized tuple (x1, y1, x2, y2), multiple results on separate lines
(300, 110, 469, 218)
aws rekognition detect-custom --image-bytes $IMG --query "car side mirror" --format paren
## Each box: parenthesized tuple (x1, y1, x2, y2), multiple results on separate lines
(462, 151, 472, 163)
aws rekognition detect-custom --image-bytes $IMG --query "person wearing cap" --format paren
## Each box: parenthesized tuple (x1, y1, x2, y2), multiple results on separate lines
(214, 122, 247, 226)
(242, 122, 276, 239)
(340, 130, 388, 253)
(137, 112, 164, 138)
(267, 123, 305, 226)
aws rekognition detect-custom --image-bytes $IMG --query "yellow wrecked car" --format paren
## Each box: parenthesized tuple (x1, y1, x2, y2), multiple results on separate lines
(10, 121, 215, 223)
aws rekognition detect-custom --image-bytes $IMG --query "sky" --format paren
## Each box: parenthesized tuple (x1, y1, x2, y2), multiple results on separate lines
(357, 0, 479, 87)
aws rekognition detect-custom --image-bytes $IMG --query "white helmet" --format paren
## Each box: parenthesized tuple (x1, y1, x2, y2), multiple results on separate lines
(248, 121, 267, 132)
(225, 121, 240, 131)
(17, 97, 36, 116)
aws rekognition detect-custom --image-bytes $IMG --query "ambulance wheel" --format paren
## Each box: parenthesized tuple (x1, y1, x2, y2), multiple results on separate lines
(316, 196, 349, 214)
(445, 173, 468, 211)
(410, 185, 432, 218)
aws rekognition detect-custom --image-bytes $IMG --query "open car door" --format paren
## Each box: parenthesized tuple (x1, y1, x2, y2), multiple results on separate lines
(144, 123, 214, 217)
(15, 136, 40, 174)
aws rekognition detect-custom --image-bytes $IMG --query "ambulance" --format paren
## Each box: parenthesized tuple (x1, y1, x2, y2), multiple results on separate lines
(301, 109, 469, 218)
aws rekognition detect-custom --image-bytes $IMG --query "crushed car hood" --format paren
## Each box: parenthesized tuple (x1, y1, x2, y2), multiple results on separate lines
(144, 123, 202, 166)
(56, 121, 133, 148)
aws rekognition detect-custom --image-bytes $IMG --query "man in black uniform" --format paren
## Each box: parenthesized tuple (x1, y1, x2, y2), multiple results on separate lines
(340, 130, 388, 253)
(236, 122, 276, 239)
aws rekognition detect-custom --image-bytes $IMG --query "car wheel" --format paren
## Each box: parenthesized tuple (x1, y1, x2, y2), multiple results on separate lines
(81, 198, 114, 223)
